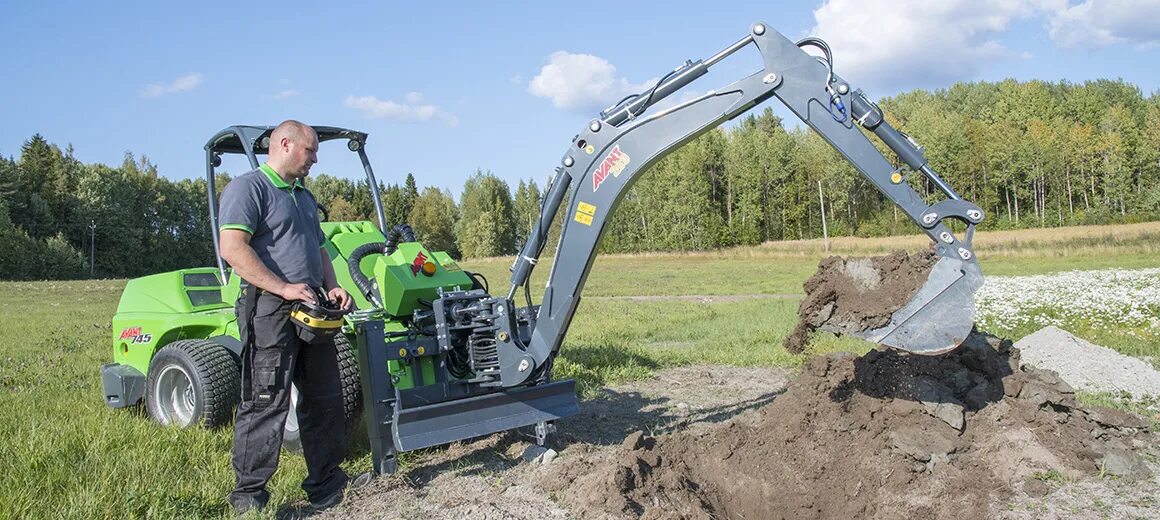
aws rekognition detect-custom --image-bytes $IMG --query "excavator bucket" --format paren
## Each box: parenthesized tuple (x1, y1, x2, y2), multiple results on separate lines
(791, 251, 984, 356)
(842, 256, 983, 355)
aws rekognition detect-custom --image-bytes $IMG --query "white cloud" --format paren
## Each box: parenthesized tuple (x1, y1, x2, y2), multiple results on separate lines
(528, 51, 655, 111)
(810, 0, 1052, 92)
(343, 94, 459, 127)
(140, 73, 203, 98)
(1047, 0, 1160, 49)
(809, 0, 1160, 92)
(273, 89, 298, 99)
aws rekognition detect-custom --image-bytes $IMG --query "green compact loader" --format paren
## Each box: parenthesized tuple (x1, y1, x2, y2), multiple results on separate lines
(100, 125, 476, 448)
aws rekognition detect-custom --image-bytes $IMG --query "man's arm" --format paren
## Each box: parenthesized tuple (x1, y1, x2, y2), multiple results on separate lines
(220, 229, 316, 303)
(320, 246, 353, 311)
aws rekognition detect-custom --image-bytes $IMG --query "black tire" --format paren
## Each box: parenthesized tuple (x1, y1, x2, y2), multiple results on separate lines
(282, 334, 363, 452)
(335, 333, 363, 424)
(144, 339, 240, 428)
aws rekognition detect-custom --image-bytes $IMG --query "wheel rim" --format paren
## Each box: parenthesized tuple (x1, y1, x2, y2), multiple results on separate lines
(155, 365, 196, 426)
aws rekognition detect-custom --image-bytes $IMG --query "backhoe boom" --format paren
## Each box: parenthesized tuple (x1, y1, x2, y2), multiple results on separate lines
(502, 22, 985, 387)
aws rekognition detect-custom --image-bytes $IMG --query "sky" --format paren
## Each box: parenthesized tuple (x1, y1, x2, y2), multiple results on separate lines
(3, 0, 1160, 197)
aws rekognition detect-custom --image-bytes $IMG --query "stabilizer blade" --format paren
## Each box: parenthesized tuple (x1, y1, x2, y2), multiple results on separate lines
(393, 379, 580, 452)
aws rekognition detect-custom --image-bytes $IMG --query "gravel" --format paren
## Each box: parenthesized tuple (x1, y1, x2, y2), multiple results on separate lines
(1014, 325, 1160, 399)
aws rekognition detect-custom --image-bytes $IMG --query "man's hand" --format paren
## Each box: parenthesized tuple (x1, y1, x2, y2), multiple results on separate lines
(278, 283, 318, 304)
(326, 287, 354, 312)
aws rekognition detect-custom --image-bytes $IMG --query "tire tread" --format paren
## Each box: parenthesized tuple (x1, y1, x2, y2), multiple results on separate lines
(147, 339, 240, 428)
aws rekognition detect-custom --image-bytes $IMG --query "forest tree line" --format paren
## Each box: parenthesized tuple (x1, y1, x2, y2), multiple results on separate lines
(1, 78, 1158, 280)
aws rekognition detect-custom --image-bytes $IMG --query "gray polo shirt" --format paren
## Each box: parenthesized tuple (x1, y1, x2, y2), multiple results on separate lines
(219, 163, 326, 288)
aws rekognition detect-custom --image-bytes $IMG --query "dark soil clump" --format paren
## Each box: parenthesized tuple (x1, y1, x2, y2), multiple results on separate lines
(545, 333, 1154, 519)
(786, 250, 936, 353)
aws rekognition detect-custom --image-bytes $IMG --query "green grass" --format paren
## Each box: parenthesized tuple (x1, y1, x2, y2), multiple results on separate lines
(556, 298, 868, 397)
(979, 253, 1160, 277)
(3, 224, 1160, 518)
(1032, 468, 1072, 484)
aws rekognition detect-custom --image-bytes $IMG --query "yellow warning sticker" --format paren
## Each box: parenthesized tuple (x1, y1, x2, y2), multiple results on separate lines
(575, 201, 597, 226)
(440, 260, 462, 272)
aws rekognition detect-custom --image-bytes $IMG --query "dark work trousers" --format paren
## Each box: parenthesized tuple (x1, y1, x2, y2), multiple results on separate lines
(229, 286, 348, 510)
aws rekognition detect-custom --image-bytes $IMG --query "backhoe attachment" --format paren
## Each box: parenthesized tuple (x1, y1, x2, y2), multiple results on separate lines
(506, 21, 987, 369)
(349, 20, 987, 473)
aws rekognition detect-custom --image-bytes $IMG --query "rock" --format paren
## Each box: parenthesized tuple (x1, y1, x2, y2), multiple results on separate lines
(889, 426, 957, 462)
(1083, 407, 1148, 429)
(612, 464, 640, 493)
(964, 381, 995, 409)
(926, 452, 950, 472)
(1002, 376, 1024, 398)
(921, 400, 965, 431)
(622, 431, 655, 451)
(811, 302, 835, 326)
(914, 378, 966, 431)
(1018, 381, 1060, 408)
(1100, 449, 1152, 480)
(541, 448, 558, 465)
(844, 258, 882, 291)
(522, 445, 548, 463)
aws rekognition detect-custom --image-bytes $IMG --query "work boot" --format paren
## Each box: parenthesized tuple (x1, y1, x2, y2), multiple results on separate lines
(308, 472, 374, 511)
(229, 495, 266, 518)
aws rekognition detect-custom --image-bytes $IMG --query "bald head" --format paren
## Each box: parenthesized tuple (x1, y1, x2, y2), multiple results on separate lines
(267, 120, 319, 180)
(271, 120, 314, 146)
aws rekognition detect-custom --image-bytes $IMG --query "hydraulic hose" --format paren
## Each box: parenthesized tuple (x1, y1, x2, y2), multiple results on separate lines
(346, 224, 418, 309)
(385, 224, 416, 252)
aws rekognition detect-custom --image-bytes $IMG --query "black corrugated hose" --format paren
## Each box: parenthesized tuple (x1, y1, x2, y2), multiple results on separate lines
(347, 224, 417, 308)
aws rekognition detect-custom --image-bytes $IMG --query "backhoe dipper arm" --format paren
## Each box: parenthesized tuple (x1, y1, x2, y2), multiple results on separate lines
(499, 22, 984, 387)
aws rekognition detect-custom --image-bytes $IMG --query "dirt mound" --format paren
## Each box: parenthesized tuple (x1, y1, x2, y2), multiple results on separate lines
(545, 333, 1154, 519)
(786, 250, 936, 353)
(313, 366, 791, 520)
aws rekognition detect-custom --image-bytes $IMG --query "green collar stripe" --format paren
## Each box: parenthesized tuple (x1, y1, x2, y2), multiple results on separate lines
(260, 163, 303, 190)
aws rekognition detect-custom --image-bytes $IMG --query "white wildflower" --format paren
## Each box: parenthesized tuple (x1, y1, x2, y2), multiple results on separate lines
(975, 268, 1160, 332)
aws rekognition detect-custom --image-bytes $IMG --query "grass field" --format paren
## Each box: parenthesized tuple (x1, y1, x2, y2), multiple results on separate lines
(1, 223, 1158, 519)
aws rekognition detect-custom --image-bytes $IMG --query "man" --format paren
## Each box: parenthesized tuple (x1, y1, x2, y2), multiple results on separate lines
(218, 120, 360, 514)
